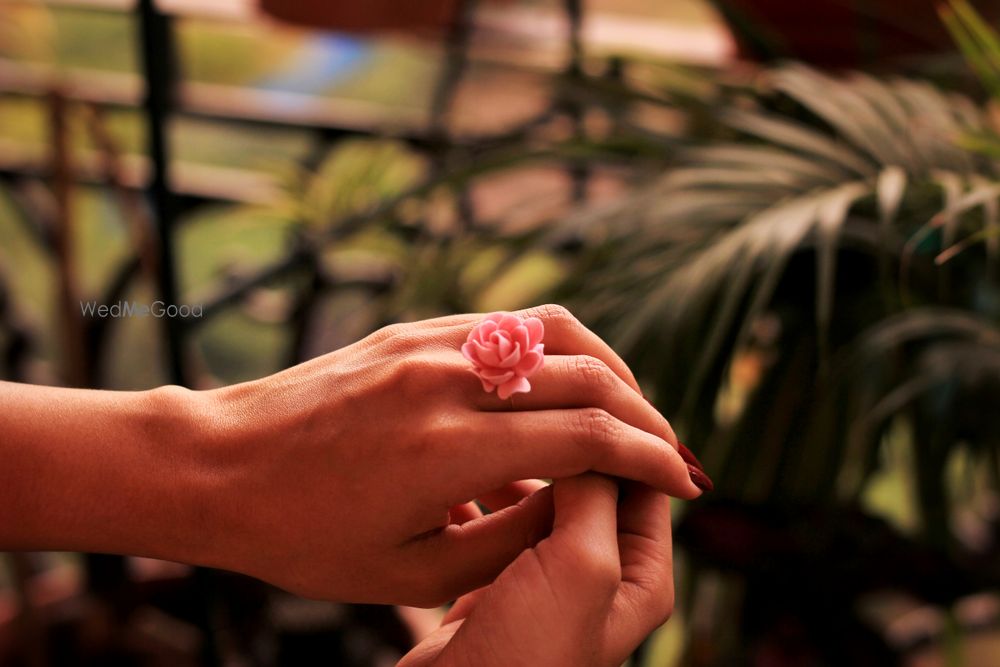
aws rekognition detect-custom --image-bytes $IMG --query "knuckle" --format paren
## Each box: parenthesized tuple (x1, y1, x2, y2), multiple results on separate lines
(392, 354, 425, 380)
(577, 408, 619, 454)
(388, 355, 435, 396)
(578, 549, 621, 593)
(365, 322, 408, 348)
(378, 322, 410, 340)
(381, 329, 424, 356)
(410, 417, 465, 461)
(419, 412, 461, 450)
(531, 303, 575, 326)
(574, 355, 616, 393)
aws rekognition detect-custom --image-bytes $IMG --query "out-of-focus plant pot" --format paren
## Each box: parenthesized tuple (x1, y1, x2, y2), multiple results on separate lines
(259, 0, 462, 32)
(712, 0, 1000, 67)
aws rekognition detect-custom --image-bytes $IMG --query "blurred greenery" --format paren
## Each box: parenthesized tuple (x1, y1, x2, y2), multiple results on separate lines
(556, 59, 1000, 665)
(3, 1, 1000, 666)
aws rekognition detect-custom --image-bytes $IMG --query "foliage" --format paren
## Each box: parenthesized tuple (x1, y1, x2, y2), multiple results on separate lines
(563, 61, 999, 512)
(555, 62, 1000, 663)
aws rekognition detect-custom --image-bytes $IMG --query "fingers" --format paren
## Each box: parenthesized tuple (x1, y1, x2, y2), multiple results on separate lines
(397, 620, 465, 667)
(608, 482, 676, 655)
(443, 476, 619, 624)
(616, 482, 672, 578)
(442, 410, 703, 503)
(448, 502, 483, 525)
(418, 305, 642, 394)
(514, 305, 640, 395)
(455, 482, 547, 618)
(477, 479, 548, 512)
(538, 474, 621, 605)
(485, 355, 678, 447)
(549, 473, 619, 547)
(411, 484, 555, 602)
(442, 587, 487, 624)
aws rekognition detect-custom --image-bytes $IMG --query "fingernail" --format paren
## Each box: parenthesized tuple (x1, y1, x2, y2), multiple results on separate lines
(688, 465, 714, 493)
(677, 441, 705, 472)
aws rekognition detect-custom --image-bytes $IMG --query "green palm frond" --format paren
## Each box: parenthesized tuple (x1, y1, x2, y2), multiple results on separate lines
(941, 0, 1000, 99)
(562, 65, 1000, 531)
(839, 310, 1000, 469)
(836, 309, 1000, 540)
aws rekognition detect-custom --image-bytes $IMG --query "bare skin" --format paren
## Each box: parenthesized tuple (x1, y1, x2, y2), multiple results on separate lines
(0, 304, 698, 610)
(400, 474, 676, 667)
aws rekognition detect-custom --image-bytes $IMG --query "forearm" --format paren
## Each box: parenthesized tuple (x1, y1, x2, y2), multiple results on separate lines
(0, 381, 225, 565)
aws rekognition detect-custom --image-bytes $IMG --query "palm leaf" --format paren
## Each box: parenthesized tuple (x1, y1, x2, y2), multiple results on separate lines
(941, 0, 1000, 99)
(563, 65, 1000, 518)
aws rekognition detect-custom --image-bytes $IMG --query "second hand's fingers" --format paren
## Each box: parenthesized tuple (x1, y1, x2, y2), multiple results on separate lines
(616, 482, 672, 576)
(448, 502, 483, 525)
(608, 482, 676, 654)
(442, 587, 488, 624)
(478, 479, 548, 513)
(408, 485, 555, 604)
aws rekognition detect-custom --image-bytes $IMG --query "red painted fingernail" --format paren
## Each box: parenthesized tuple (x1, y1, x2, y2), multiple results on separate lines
(678, 441, 705, 472)
(688, 465, 714, 493)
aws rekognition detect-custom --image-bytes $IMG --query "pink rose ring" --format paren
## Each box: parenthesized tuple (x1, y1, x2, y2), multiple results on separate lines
(461, 312, 545, 400)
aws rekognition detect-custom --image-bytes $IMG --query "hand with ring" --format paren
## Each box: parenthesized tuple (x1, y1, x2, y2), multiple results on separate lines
(0, 304, 709, 611)
(196, 304, 708, 605)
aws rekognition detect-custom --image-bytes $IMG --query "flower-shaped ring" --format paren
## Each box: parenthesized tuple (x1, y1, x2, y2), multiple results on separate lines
(461, 312, 545, 400)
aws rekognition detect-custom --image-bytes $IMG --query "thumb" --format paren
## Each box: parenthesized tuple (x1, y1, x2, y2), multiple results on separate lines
(538, 474, 621, 597)
(550, 473, 619, 547)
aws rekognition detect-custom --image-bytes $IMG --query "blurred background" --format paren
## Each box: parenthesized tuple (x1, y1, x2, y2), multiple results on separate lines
(1, 0, 1000, 665)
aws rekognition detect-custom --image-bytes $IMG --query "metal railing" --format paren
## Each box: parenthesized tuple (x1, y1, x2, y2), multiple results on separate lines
(0, 1, 611, 663)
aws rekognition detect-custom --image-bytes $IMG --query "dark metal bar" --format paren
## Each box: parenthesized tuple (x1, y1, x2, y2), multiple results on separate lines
(564, 0, 583, 77)
(137, 0, 187, 386)
(0, 175, 57, 252)
(563, 0, 588, 203)
(428, 0, 478, 232)
(48, 90, 89, 388)
(135, 5, 220, 665)
(429, 0, 477, 142)
(286, 249, 324, 366)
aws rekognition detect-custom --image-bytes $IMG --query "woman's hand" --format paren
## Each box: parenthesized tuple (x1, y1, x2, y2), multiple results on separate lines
(202, 304, 702, 605)
(399, 474, 675, 667)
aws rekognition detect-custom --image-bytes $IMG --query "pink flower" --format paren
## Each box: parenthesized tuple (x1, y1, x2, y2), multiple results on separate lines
(462, 312, 545, 400)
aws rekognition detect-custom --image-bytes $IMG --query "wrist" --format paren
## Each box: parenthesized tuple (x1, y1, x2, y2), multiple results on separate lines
(133, 384, 246, 570)
(64, 383, 235, 568)
(0, 383, 203, 557)
(82, 384, 225, 566)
